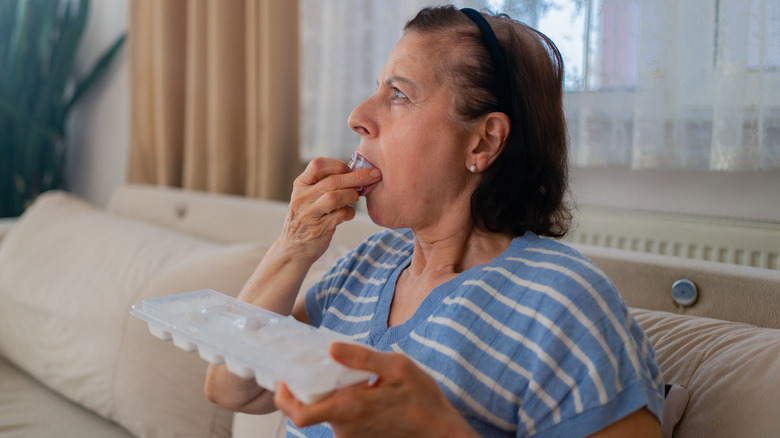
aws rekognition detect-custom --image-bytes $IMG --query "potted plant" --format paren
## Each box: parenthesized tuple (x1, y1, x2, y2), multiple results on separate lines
(0, 0, 125, 217)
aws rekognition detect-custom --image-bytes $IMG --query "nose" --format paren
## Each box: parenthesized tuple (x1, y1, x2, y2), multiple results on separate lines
(348, 94, 377, 138)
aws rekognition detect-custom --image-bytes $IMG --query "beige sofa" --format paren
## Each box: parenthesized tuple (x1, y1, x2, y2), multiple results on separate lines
(0, 184, 778, 438)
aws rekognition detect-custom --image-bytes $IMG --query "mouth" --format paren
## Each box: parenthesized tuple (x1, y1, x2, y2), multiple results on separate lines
(348, 152, 377, 194)
(359, 181, 378, 195)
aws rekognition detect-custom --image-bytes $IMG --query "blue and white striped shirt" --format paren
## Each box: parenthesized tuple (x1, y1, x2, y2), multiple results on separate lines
(293, 228, 664, 437)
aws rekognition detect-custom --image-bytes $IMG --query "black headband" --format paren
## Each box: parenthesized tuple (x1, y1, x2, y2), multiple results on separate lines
(460, 8, 512, 117)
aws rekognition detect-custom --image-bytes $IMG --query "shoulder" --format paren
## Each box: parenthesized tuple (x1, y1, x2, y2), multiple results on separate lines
(438, 234, 629, 360)
(476, 233, 636, 352)
(449, 233, 655, 394)
(442, 234, 663, 436)
(470, 233, 618, 311)
(502, 233, 609, 283)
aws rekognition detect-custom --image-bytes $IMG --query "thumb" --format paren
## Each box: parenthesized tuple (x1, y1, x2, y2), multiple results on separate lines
(329, 342, 386, 373)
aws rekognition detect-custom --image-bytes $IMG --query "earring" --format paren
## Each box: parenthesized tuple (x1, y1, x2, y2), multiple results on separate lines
(469, 165, 478, 173)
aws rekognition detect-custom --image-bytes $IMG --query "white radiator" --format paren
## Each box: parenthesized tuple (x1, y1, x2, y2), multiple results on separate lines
(565, 206, 780, 271)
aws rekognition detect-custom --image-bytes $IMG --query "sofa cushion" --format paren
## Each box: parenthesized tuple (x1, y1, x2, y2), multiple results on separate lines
(632, 308, 780, 438)
(0, 355, 134, 438)
(0, 192, 272, 437)
(661, 384, 688, 438)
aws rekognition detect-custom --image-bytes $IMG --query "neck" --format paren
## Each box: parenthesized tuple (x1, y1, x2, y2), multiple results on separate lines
(387, 221, 514, 328)
(407, 225, 513, 280)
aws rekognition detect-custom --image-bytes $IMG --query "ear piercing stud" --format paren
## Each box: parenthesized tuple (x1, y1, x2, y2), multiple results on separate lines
(469, 165, 478, 173)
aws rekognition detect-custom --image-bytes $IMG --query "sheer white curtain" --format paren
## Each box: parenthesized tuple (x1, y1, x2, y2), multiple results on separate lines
(299, 0, 780, 171)
(567, 0, 780, 170)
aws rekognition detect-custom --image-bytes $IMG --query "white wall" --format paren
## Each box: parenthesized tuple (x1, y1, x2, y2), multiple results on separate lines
(571, 168, 780, 223)
(65, 0, 129, 208)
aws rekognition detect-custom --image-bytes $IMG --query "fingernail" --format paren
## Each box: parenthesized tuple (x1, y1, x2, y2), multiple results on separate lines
(369, 169, 381, 178)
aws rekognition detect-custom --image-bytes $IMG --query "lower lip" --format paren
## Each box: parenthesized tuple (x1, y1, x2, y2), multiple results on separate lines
(359, 182, 377, 196)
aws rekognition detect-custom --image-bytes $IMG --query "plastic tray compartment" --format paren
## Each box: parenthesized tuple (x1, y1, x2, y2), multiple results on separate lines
(130, 289, 375, 403)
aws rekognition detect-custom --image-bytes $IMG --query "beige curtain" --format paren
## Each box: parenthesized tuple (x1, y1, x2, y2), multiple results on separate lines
(128, 0, 304, 201)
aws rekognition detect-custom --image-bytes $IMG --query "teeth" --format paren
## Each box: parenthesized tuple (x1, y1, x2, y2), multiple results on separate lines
(348, 152, 375, 192)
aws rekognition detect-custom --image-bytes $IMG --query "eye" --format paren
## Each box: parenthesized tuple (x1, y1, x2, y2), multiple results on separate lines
(391, 87, 408, 102)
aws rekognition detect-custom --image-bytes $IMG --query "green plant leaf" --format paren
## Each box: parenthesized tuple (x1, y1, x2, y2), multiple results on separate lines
(66, 32, 126, 112)
(0, 0, 124, 217)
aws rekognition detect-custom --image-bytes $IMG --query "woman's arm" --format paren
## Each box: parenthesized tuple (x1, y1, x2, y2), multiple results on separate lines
(587, 408, 660, 438)
(204, 158, 382, 414)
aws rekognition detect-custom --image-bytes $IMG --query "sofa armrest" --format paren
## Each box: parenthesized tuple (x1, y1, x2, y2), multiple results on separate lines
(571, 243, 780, 328)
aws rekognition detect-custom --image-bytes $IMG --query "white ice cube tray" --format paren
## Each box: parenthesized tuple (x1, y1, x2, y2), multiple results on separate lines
(130, 289, 375, 404)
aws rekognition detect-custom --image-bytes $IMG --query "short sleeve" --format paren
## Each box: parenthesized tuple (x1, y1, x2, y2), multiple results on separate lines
(304, 249, 355, 328)
(521, 275, 665, 438)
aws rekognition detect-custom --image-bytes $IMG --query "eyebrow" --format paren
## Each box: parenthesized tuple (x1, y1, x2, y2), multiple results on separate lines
(382, 76, 419, 93)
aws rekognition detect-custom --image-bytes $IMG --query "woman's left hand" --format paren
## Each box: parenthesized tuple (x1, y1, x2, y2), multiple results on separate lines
(274, 342, 479, 438)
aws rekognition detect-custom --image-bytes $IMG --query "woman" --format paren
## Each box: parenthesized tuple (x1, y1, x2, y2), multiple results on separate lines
(205, 5, 664, 437)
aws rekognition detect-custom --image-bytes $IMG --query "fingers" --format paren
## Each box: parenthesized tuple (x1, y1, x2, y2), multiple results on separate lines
(295, 157, 381, 193)
(289, 157, 380, 228)
(275, 382, 353, 428)
(298, 188, 358, 218)
(295, 158, 347, 186)
(279, 157, 380, 261)
(275, 345, 387, 427)
(273, 383, 304, 421)
(322, 167, 381, 193)
(329, 342, 415, 382)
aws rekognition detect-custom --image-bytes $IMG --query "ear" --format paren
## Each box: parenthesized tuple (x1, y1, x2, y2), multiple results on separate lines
(465, 112, 510, 173)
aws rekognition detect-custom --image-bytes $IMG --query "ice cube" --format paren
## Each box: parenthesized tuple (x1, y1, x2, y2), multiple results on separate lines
(347, 152, 375, 192)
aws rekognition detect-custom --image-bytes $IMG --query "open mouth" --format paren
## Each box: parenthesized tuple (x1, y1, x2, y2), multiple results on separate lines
(347, 152, 377, 193)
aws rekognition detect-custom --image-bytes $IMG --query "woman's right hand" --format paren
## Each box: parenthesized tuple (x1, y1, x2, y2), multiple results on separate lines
(235, 156, 381, 316)
(279, 157, 382, 264)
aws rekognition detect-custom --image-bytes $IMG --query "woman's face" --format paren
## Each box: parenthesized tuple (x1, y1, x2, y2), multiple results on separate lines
(348, 31, 477, 231)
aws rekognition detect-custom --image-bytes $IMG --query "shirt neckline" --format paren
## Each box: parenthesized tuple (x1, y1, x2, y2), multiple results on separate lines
(368, 233, 534, 347)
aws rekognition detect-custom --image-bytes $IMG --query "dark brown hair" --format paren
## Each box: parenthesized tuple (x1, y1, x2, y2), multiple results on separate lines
(404, 5, 571, 238)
